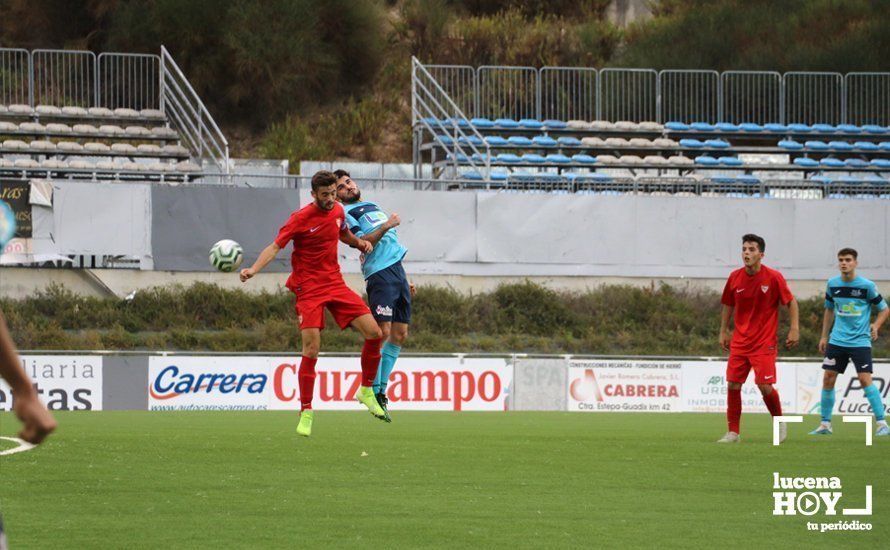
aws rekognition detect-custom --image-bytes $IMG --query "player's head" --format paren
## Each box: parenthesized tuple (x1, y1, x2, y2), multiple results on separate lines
(333, 169, 360, 204)
(310, 170, 338, 211)
(741, 234, 765, 268)
(837, 247, 858, 274)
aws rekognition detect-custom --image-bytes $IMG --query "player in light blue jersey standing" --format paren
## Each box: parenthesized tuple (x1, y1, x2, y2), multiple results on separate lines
(810, 248, 890, 436)
(335, 170, 414, 422)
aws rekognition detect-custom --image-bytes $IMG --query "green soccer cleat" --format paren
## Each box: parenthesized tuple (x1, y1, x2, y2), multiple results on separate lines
(355, 386, 386, 420)
(296, 410, 314, 437)
(375, 392, 392, 423)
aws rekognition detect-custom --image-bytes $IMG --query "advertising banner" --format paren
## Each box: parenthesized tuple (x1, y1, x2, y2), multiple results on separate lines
(680, 361, 797, 414)
(147, 356, 512, 412)
(567, 360, 682, 412)
(0, 355, 103, 411)
(796, 362, 890, 417)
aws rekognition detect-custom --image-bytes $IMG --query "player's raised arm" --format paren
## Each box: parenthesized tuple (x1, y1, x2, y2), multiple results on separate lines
(240, 242, 281, 282)
(362, 213, 401, 247)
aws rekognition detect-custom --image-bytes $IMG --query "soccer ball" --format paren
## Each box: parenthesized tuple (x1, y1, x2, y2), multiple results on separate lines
(209, 239, 243, 272)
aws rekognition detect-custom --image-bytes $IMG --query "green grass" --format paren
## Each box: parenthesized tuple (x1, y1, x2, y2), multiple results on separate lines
(0, 412, 885, 548)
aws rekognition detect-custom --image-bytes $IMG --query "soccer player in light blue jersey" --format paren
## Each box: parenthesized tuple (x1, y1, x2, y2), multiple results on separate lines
(335, 170, 414, 422)
(810, 248, 890, 436)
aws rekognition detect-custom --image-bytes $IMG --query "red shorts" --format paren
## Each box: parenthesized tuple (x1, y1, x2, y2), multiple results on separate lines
(727, 354, 777, 385)
(294, 283, 370, 331)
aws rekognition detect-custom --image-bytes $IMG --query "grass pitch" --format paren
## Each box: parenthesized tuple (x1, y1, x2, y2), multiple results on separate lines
(0, 411, 885, 549)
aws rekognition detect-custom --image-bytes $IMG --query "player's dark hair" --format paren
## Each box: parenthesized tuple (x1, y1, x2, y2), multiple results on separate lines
(837, 247, 858, 259)
(311, 170, 337, 191)
(333, 169, 351, 179)
(742, 233, 765, 253)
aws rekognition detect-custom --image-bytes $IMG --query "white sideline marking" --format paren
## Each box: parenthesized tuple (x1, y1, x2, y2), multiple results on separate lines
(773, 415, 802, 446)
(0, 436, 36, 456)
(843, 415, 873, 446)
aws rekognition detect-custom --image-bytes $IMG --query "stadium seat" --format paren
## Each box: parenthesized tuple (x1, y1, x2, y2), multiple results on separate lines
(521, 153, 545, 163)
(809, 175, 834, 184)
(8, 104, 30, 114)
(704, 139, 730, 149)
(447, 152, 469, 162)
(470, 153, 488, 162)
(532, 136, 557, 147)
(421, 117, 439, 126)
(639, 121, 663, 131)
(718, 156, 743, 166)
(435, 135, 454, 145)
(764, 123, 789, 133)
(869, 159, 890, 168)
(739, 123, 764, 132)
(461, 170, 484, 181)
(793, 157, 819, 167)
(486, 136, 509, 146)
(20, 122, 44, 132)
(0, 121, 16, 131)
(589, 120, 615, 131)
(804, 140, 829, 151)
(652, 138, 678, 148)
(665, 121, 690, 131)
(621, 155, 644, 164)
(571, 154, 596, 164)
(504, 136, 531, 147)
(557, 137, 581, 147)
(854, 141, 879, 151)
(596, 155, 619, 164)
(812, 123, 836, 133)
(581, 137, 605, 147)
(470, 118, 495, 128)
(820, 158, 845, 167)
(543, 119, 567, 129)
(85, 142, 111, 152)
(628, 138, 652, 147)
(844, 159, 868, 168)
(643, 155, 668, 165)
(788, 123, 812, 133)
(694, 155, 719, 166)
(45, 123, 71, 133)
(710, 176, 736, 184)
(862, 125, 887, 134)
(497, 153, 521, 163)
(458, 136, 484, 146)
(447, 118, 470, 128)
(679, 138, 704, 148)
(566, 120, 590, 130)
(518, 119, 544, 129)
(614, 121, 639, 131)
(827, 141, 853, 151)
(716, 122, 740, 132)
(546, 153, 571, 164)
(690, 122, 716, 132)
(778, 140, 803, 150)
(490, 170, 510, 181)
(880, 142, 890, 151)
(604, 137, 629, 147)
(836, 124, 861, 134)
(667, 155, 694, 165)
(2, 139, 28, 150)
(494, 118, 519, 128)
(737, 175, 760, 184)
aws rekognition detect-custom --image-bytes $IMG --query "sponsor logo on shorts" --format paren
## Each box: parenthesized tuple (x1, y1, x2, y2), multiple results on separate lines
(823, 358, 837, 367)
(375, 305, 393, 317)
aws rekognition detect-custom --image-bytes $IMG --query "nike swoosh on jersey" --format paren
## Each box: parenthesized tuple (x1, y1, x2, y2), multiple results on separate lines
(736, 289, 745, 293)
(309, 226, 321, 233)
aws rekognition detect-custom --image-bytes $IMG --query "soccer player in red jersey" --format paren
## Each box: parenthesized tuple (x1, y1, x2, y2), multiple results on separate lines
(717, 234, 799, 444)
(240, 170, 386, 437)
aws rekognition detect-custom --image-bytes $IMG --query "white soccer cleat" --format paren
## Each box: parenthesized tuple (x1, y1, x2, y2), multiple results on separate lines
(779, 421, 788, 443)
(717, 431, 740, 443)
(809, 423, 832, 435)
(876, 422, 890, 437)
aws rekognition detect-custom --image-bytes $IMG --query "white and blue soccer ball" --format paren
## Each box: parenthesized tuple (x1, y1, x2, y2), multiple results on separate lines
(209, 239, 243, 272)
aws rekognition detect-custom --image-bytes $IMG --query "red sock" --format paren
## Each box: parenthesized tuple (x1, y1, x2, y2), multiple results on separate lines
(298, 356, 318, 411)
(763, 388, 783, 417)
(727, 388, 742, 434)
(361, 338, 382, 387)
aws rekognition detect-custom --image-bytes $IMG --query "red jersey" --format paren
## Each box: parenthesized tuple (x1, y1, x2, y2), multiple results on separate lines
(721, 264, 793, 356)
(275, 202, 348, 292)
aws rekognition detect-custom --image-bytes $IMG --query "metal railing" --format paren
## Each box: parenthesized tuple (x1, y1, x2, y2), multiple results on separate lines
(160, 45, 229, 175)
(0, 48, 31, 106)
(31, 49, 96, 107)
(98, 53, 160, 110)
(410, 60, 890, 125)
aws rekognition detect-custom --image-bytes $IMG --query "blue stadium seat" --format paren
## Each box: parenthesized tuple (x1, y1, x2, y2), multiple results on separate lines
(665, 121, 690, 131)
(716, 122, 740, 132)
(845, 158, 868, 168)
(870, 159, 890, 168)
(472, 153, 491, 163)
(804, 140, 829, 151)
(448, 152, 469, 162)
(421, 117, 440, 126)
(710, 176, 736, 184)
(836, 124, 861, 134)
(497, 153, 521, 163)
(837, 175, 863, 184)
(879, 142, 890, 151)
(490, 170, 510, 181)
(436, 135, 454, 145)
(546, 153, 571, 164)
(470, 117, 495, 128)
(543, 119, 567, 129)
(507, 136, 533, 146)
(737, 175, 761, 184)
(690, 122, 716, 131)
(794, 157, 819, 167)
(521, 153, 545, 163)
(448, 118, 470, 128)
(458, 135, 484, 145)
(788, 123, 812, 133)
(578, 173, 613, 183)
(557, 136, 582, 146)
(718, 156, 743, 166)
(532, 136, 558, 147)
(827, 141, 853, 151)
(486, 136, 509, 146)
(812, 123, 836, 133)
(854, 141, 879, 151)
(739, 123, 764, 132)
(764, 123, 789, 133)
(680, 138, 705, 148)
(778, 139, 803, 150)
(572, 154, 596, 164)
(862, 125, 888, 134)
(494, 118, 520, 128)
(810, 175, 834, 184)
(518, 119, 544, 129)
(694, 155, 719, 166)
(461, 170, 483, 180)
(705, 139, 730, 149)
(820, 158, 845, 167)
(863, 174, 887, 184)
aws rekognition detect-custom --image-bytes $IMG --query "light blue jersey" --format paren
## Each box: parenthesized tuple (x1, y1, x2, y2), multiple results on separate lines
(344, 201, 407, 279)
(825, 275, 888, 348)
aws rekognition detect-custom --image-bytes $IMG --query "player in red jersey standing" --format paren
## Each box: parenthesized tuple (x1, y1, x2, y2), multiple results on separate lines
(717, 234, 799, 444)
(240, 170, 386, 437)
